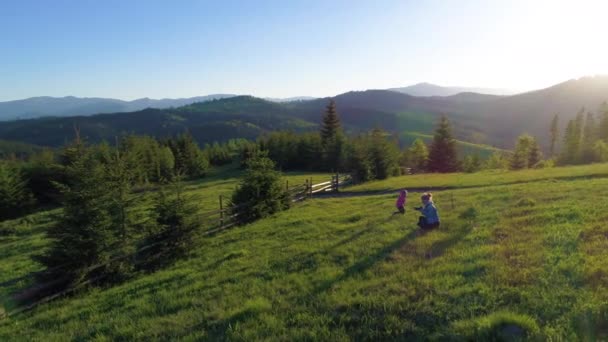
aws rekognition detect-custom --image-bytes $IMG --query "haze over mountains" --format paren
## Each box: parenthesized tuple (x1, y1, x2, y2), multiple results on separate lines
(389, 82, 519, 97)
(0, 76, 607, 151)
(0, 82, 518, 121)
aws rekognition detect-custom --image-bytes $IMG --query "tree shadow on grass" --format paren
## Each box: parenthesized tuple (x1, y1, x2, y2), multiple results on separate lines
(313, 229, 420, 295)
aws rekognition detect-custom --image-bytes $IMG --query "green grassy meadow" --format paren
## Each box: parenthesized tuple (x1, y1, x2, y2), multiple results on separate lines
(3, 165, 608, 340)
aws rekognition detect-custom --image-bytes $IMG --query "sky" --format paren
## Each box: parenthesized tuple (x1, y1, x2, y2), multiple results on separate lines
(1, 0, 607, 101)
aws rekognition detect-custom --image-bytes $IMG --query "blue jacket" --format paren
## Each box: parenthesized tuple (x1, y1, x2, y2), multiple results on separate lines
(420, 201, 440, 224)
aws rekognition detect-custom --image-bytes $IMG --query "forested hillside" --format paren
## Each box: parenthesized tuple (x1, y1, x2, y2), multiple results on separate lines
(1, 77, 607, 151)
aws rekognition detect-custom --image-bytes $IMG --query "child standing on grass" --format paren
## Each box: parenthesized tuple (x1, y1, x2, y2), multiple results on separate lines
(415, 193, 440, 229)
(392, 189, 407, 216)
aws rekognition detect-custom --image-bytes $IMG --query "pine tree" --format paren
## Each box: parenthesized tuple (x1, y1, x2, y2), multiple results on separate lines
(510, 134, 541, 169)
(407, 138, 429, 173)
(573, 109, 585, 162)
(593, 140, 608, 162)
(321, 100, 340, 143)
(427, 116, 459, 173)
(528, 138, 543, 167)
(582, 112, 598, 163)
(35, 150, 117, 289)
(368, 129, 400, 179)
(510, 134, 532, 170)
(167, 133, 209, 178)
(137, 175, 200, 271)
(0, 162, 34, 220)
(550, 114, 559, 157)
(320, 99, 345, 171)
(103, 150, 140, 280)
(599, 102, 608, 141)
(346, 136, 373, 182)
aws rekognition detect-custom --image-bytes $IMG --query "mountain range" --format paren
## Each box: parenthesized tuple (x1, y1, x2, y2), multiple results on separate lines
(389, 82, 519, 97)
(0, 76, 607, 152)
(0, 83, 517, 121)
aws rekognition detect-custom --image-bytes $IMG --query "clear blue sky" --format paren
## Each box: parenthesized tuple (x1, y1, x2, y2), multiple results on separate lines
(1, 0, 606, 101)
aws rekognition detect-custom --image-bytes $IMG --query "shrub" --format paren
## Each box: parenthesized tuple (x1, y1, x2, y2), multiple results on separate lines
(231, 152, 290, 224)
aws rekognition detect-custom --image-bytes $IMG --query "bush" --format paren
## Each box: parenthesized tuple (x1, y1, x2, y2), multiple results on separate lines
(231, 152, 290, 224)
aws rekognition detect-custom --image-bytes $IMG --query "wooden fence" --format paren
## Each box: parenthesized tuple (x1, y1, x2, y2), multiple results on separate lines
(203, 173, 352, 234)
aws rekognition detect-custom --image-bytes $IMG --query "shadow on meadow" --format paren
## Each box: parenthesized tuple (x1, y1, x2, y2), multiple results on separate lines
(312, 229, 420, 295)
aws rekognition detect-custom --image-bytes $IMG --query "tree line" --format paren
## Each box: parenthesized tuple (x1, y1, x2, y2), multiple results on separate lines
(553, 102, 608, 165)
(0, 134, 251, 221)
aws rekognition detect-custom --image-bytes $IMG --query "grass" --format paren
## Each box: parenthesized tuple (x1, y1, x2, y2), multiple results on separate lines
(347, 162, 608, 192)
(3, 164, 608, 340)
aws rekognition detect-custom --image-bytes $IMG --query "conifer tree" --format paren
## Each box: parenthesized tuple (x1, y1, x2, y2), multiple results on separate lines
(35, 149, 117, 288)
(593, 140, 608, 162)
(0, 162, 34, 220)
(137, 175, 199, 271)
(407, 138, 429, 173)
(582, 112, 598, 163)
(368, 129, 400, 179)
(528, 138, 543, 167)
(599, 114, 608, 142)
(510, 134, 542, 169)
(321, 99, 340, 143)
(231, 152, 290, 224)
(560, 120, 575, 164)
(427, 116, 459, 173)
(550, 114, 559, 157)
(346, 136, 373, 182)
(167, 133, 209, 178)
(320, 99, 345, 171)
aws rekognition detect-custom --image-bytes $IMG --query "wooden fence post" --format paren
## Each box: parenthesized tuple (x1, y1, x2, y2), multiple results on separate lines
(219, 195, 224, 227)
(286, 180, 289, 192)
(335, 172, 339, 192)
(309, 177, 313, 198)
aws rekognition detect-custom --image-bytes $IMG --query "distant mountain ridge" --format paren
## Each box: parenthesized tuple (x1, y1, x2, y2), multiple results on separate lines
(1, 76, 607, 151)
(0, 94, 240, 121)
(0, 94, 241, 121)
(264, 96, 317, 102)
(389, 82, 518, 97)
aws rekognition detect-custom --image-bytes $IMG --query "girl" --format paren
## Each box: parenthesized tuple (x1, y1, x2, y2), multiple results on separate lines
(415, 193, 440, 229)
(393, 189, 407, 215)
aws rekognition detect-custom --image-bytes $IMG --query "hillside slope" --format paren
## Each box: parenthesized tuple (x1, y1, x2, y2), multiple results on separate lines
(3, 165, 608, 339)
